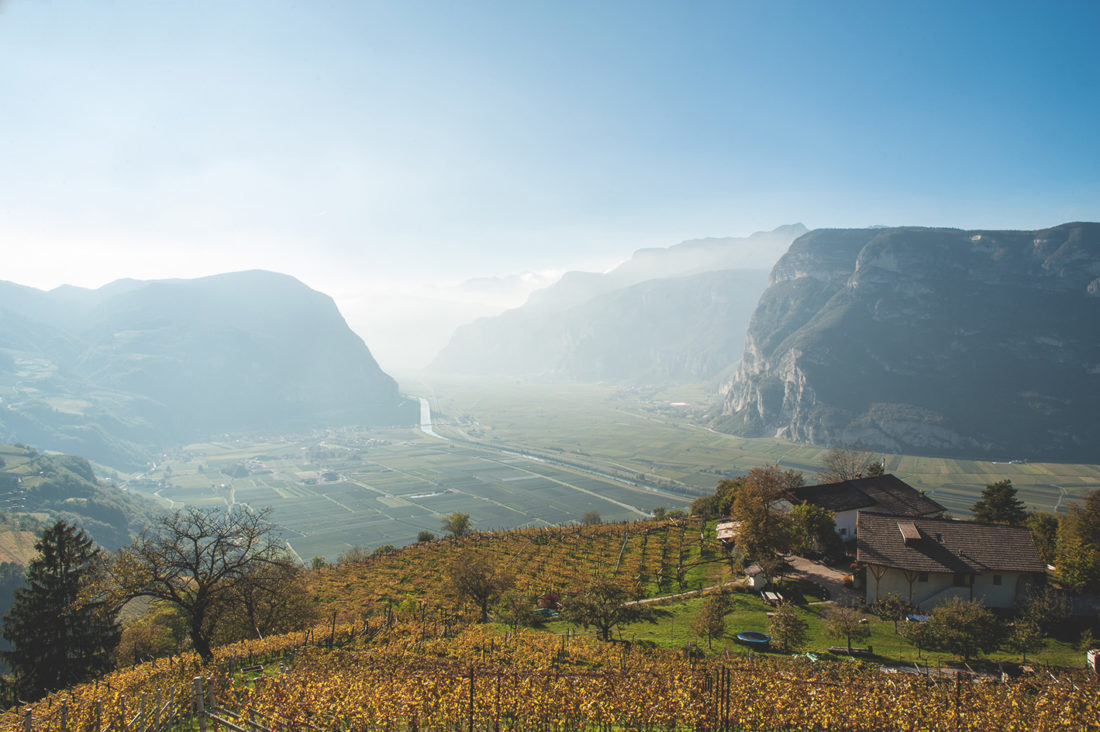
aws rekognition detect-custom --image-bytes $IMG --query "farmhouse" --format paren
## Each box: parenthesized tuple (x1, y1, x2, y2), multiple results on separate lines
(785, 474, 945, 538)
(856, 512, 1046, 609)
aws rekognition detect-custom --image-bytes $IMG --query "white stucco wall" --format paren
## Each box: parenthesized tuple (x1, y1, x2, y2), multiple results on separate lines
(865, 567, 1031, 609)
(835, 509, 858, 537)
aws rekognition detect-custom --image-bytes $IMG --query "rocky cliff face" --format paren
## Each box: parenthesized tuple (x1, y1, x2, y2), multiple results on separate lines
(430, 225, 806, 382)
(0, 271, 416, 468)
(718, 223, 1100, 460)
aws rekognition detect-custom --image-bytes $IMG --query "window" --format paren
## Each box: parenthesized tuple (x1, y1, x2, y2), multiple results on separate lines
(953, 574, 967, 587)
(992, 574, 1002, 586)
(917, 573, 928, 582)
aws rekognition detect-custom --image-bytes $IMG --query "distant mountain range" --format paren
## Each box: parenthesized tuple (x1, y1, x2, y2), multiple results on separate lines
(429, 224, 807, 381)
(717, 222, 1100, 461)
(0, 271, 416, 469)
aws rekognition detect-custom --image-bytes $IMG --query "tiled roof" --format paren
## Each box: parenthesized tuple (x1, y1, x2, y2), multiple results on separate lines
(786, 474, 945, 516)
(855, 512, 1046, 575)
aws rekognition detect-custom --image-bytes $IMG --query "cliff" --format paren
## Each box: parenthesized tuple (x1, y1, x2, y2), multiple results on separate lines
(717, 223, 1100, 460)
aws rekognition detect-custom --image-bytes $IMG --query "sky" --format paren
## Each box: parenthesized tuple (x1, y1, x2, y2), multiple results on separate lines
(2, 1, 1098, 370)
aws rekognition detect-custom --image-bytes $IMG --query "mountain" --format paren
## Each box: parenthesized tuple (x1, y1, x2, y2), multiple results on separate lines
(717, 222, 1100, 460)
(0, 271, 416, 468)
(429, 224, 807, 381)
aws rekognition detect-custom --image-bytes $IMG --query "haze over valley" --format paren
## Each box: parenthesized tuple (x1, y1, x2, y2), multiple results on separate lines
(3, 2, 1100, 717)
(4, 218, 1100, 561)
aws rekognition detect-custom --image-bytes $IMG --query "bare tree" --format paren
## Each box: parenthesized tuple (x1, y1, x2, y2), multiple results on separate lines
(818, 445, 885, 483)
(112, 507, 287, 662)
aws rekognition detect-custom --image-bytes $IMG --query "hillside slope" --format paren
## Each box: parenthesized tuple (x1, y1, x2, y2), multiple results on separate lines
(718, 222, 1100, 460)
(0, 271, 417, 468)
(0, 442, 158, 552)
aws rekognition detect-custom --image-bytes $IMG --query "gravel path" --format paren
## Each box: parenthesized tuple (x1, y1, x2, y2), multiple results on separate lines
(785, 555, 862, 605)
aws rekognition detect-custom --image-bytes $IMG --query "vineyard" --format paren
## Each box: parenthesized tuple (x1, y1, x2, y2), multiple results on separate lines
(4, 621, 1098, 731)
(2, 520, 1098, 730)
(309, 519, 719, 619)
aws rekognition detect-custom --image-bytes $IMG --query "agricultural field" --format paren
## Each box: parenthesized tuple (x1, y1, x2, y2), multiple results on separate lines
(410, 375, 1100, 518)
(124, 375, 1100, 562)
(130, 429, 688, 563)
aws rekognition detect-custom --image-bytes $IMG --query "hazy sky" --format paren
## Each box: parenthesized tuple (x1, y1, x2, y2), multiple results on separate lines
(2, 1, 1098, 369)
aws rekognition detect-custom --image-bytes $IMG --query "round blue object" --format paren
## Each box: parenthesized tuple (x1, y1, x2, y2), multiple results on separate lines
(736, 631, 771, 646)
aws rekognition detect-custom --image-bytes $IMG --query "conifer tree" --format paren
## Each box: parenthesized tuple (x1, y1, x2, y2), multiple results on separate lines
(972, 479, 1027, 525)
(1, 521, 119, 700)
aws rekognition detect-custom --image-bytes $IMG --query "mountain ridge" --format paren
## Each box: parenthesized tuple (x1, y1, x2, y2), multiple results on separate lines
(717, 222, 1100, 460)
(430, 224, 807, 381)
(0, 270, 416, 468)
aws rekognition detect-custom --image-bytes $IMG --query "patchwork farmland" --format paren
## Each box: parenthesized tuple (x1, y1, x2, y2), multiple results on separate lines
(134, 430, 687, 562)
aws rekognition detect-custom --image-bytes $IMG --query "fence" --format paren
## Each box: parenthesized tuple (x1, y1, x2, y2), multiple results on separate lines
(4, 620, 1099, 732)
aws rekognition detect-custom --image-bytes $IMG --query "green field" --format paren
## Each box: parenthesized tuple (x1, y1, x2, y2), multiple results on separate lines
(132, 429, 688, 562)
(127, 376, 1100, 562)
(408, 375, 1100, 518)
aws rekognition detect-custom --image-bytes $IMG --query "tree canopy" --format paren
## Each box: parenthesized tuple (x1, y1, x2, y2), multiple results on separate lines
(691, 594, 726, 650)
(924, 597, 1005, 661)
(730, 465, 802, 559)
(562, 577, 649, 641)
(768, 602, 808, 652)
(971, 479, 1028, 525)
(441, 512, 472, 538)
(1025, 511, 1059, 566)
(2, 521, 120, 701)
(788, 502, 839, 556)
(822, 605, 870, 654)
(447, 554, 513, 622)
(1055, 489, 1100, 593)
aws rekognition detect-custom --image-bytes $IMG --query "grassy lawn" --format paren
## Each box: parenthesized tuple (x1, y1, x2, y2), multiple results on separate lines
(537, 587, 1091, 671)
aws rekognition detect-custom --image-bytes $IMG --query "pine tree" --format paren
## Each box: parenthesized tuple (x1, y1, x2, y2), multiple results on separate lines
(1, 521, 119, 700)
(972, 479, 1028, 525)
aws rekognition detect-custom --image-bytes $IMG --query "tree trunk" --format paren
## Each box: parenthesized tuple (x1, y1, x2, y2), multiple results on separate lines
(190, 616, 213, 663)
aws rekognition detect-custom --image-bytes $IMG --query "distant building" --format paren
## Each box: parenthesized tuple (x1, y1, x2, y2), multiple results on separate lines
(856, 512, 1046, 609)
(785, 474, 945, 538)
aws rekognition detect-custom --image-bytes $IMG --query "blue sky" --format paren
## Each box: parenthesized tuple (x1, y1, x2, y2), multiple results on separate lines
(1, 1, 1098, 367)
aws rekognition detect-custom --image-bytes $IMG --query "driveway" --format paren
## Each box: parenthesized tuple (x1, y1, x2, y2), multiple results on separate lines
(785, 555, 862, 605)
